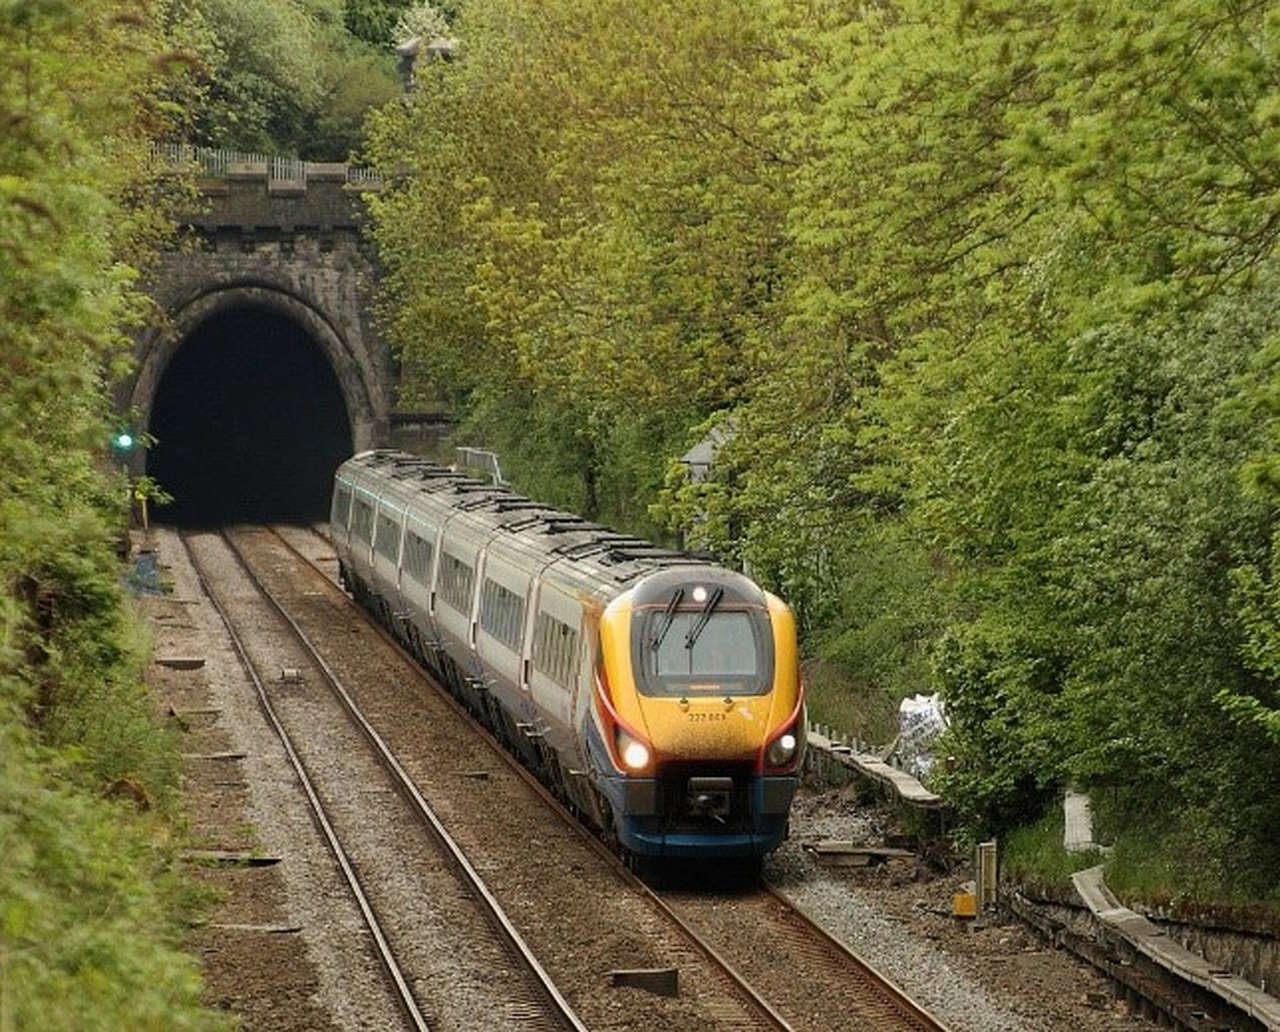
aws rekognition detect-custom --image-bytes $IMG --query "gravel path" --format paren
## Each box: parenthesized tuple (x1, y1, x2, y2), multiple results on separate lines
(767, 788, 1160, 1032)
(188, 528, 561, 1032)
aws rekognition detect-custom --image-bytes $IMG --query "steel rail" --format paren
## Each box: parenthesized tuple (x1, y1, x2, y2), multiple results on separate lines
(759, 883, 952, 1032)
(273, 524, 951, 1031)
(180, 531, 431, 1032)
(269, 524, 791, 1031)
(222, 528, 588, 1032)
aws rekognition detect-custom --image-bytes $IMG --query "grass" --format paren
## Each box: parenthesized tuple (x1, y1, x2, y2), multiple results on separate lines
(1, 534, 230, 1030)
(999, 807, 1106, 891)
(1000, 796, 1280, 919)
(1092, 791, 1280, 912)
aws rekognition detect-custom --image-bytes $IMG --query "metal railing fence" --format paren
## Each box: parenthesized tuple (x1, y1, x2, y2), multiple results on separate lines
(151, 143, 380, 186)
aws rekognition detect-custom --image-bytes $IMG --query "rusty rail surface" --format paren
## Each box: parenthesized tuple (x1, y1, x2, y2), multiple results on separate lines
(191, 529, 588, 1032)
(182, 531, 431, 1032)
(272, 523, 950, 1032)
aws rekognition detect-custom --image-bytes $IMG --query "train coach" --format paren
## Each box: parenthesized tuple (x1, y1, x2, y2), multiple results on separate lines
(329, 449, 805, 861)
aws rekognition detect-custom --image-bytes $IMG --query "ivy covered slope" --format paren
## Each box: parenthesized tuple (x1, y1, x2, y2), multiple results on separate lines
(1, 3, 226, 1027)
(366, 0, 1280, 901)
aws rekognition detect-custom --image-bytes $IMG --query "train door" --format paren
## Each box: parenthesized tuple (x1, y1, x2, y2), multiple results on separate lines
(527, 580, 583, 747)
(371, 496, 405, 614)
(348, 485, 377, 588)
(434, 516, 483, 666)
(329, 477, 352, 553)
(474, 543, 533, 718)
(400, 512, 438, 648)
(571, 604, 603, 758)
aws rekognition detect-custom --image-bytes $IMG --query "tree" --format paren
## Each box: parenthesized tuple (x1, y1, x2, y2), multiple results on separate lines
(364, 0, 1280, 896)
(0, 1, 232, 1023)
(163, 0, 400, 157)
(366, 0, 791, 524)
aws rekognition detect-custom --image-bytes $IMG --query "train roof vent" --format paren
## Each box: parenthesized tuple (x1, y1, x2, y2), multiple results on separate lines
(606, 555, 703, 583)
(454, 487, 526, 510)
(499, 507, 566, 532)
(491, 498, 548, 513)
(540, 517, 595, 534)
(415, 468, 466, 482)
(603, 546, 687, 562)
(550, 531, 645, 559)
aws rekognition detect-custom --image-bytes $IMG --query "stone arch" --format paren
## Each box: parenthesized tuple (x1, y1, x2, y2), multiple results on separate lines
(131, 281, 379, 453)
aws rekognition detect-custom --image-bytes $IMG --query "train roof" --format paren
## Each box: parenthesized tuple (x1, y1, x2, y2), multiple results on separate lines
(340, 449, 707, 587)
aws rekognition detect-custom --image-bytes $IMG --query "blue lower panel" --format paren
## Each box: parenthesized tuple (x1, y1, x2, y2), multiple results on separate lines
(616, 813, 791, 858)
(585, 721, 797, 858)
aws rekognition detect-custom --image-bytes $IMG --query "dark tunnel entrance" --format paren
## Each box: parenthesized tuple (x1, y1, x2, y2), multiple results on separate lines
(147, 305, 354, 525)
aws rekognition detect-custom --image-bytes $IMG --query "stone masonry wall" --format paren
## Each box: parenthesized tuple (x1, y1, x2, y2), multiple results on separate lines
(120, 163, 392, 458)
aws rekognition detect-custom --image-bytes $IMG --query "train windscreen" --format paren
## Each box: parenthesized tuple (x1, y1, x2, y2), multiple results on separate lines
(635, 607, 772, 697)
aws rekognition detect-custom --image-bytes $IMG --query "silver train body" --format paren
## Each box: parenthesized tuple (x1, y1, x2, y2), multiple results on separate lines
(330, 450, 804, 859)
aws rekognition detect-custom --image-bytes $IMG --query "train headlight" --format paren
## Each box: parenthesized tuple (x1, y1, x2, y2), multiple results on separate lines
(765, 730, 798, 768)
(623, 739, 651, 770)
(762, 698, 806, 773)
(616, 728, 651, 771)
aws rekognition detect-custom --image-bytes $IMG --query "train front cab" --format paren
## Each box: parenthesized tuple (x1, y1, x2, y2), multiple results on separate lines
(586, 568, 804, 859)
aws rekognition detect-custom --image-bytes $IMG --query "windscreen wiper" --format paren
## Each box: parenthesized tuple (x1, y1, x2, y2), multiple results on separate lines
(684, 586, 724, 650)
(650, 588, 684, 650)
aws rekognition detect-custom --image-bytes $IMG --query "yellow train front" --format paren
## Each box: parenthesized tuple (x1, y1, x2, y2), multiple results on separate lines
(585, 566, 805, 859)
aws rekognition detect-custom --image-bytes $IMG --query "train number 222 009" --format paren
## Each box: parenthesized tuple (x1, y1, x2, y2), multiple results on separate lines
(687, 711, 727, 722)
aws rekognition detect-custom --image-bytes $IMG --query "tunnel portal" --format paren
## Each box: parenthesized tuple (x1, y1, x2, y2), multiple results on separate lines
(147, 305, 353, 525)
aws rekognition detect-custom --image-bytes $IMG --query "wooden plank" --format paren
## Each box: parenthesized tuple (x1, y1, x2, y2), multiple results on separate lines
(608, 968, 679, 997)
(155, 655, 206, 670)
(843, 751, 946, 808)
(811, 841, 914, 859)
(206, 923, 302, 934)
(180, 850, 282, 867)
(1063, 790, 1096, 853)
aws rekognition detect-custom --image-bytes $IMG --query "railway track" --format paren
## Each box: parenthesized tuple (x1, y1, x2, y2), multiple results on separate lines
(182, 529, 587, 1032)
(269, 522, 950, 1032)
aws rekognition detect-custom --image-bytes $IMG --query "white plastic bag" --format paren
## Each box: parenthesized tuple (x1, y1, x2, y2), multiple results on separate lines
(897, 693, 948, 781)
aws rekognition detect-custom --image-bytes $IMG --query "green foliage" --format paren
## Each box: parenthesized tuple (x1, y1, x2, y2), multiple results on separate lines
(0, 2, 228, 1025)
(392, 1, 450, 44)
(164, 0, 400, 157)
(364, 0, 792, 526)
(367, 0, 1280, 899)
(344, 0, 414, 45)
(0, 725, 221, 1030)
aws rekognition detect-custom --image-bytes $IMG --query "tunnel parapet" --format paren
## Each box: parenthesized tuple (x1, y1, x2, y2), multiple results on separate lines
(187, 160, 378, 233)
(121, 153, 392, 471)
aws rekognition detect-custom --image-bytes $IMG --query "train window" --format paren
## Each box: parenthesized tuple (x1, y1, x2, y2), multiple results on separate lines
(332, 486, 351, 528)
(375, 512, 401, 562)
(479, 578, 524, 651)
(438, 552, 474, 614)
(532, 612, 579, 687)
(352, 498, 374, 544)
(403, 531, 434, 585)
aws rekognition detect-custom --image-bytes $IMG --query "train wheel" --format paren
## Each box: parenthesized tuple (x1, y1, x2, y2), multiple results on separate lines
(623, 849, 662, 884)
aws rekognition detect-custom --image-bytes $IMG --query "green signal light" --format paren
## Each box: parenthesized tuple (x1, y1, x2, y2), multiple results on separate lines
(113, 432, 134, 451)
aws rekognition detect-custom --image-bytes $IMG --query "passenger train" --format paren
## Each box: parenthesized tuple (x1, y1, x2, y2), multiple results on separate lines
(330, 449, 805, 860)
